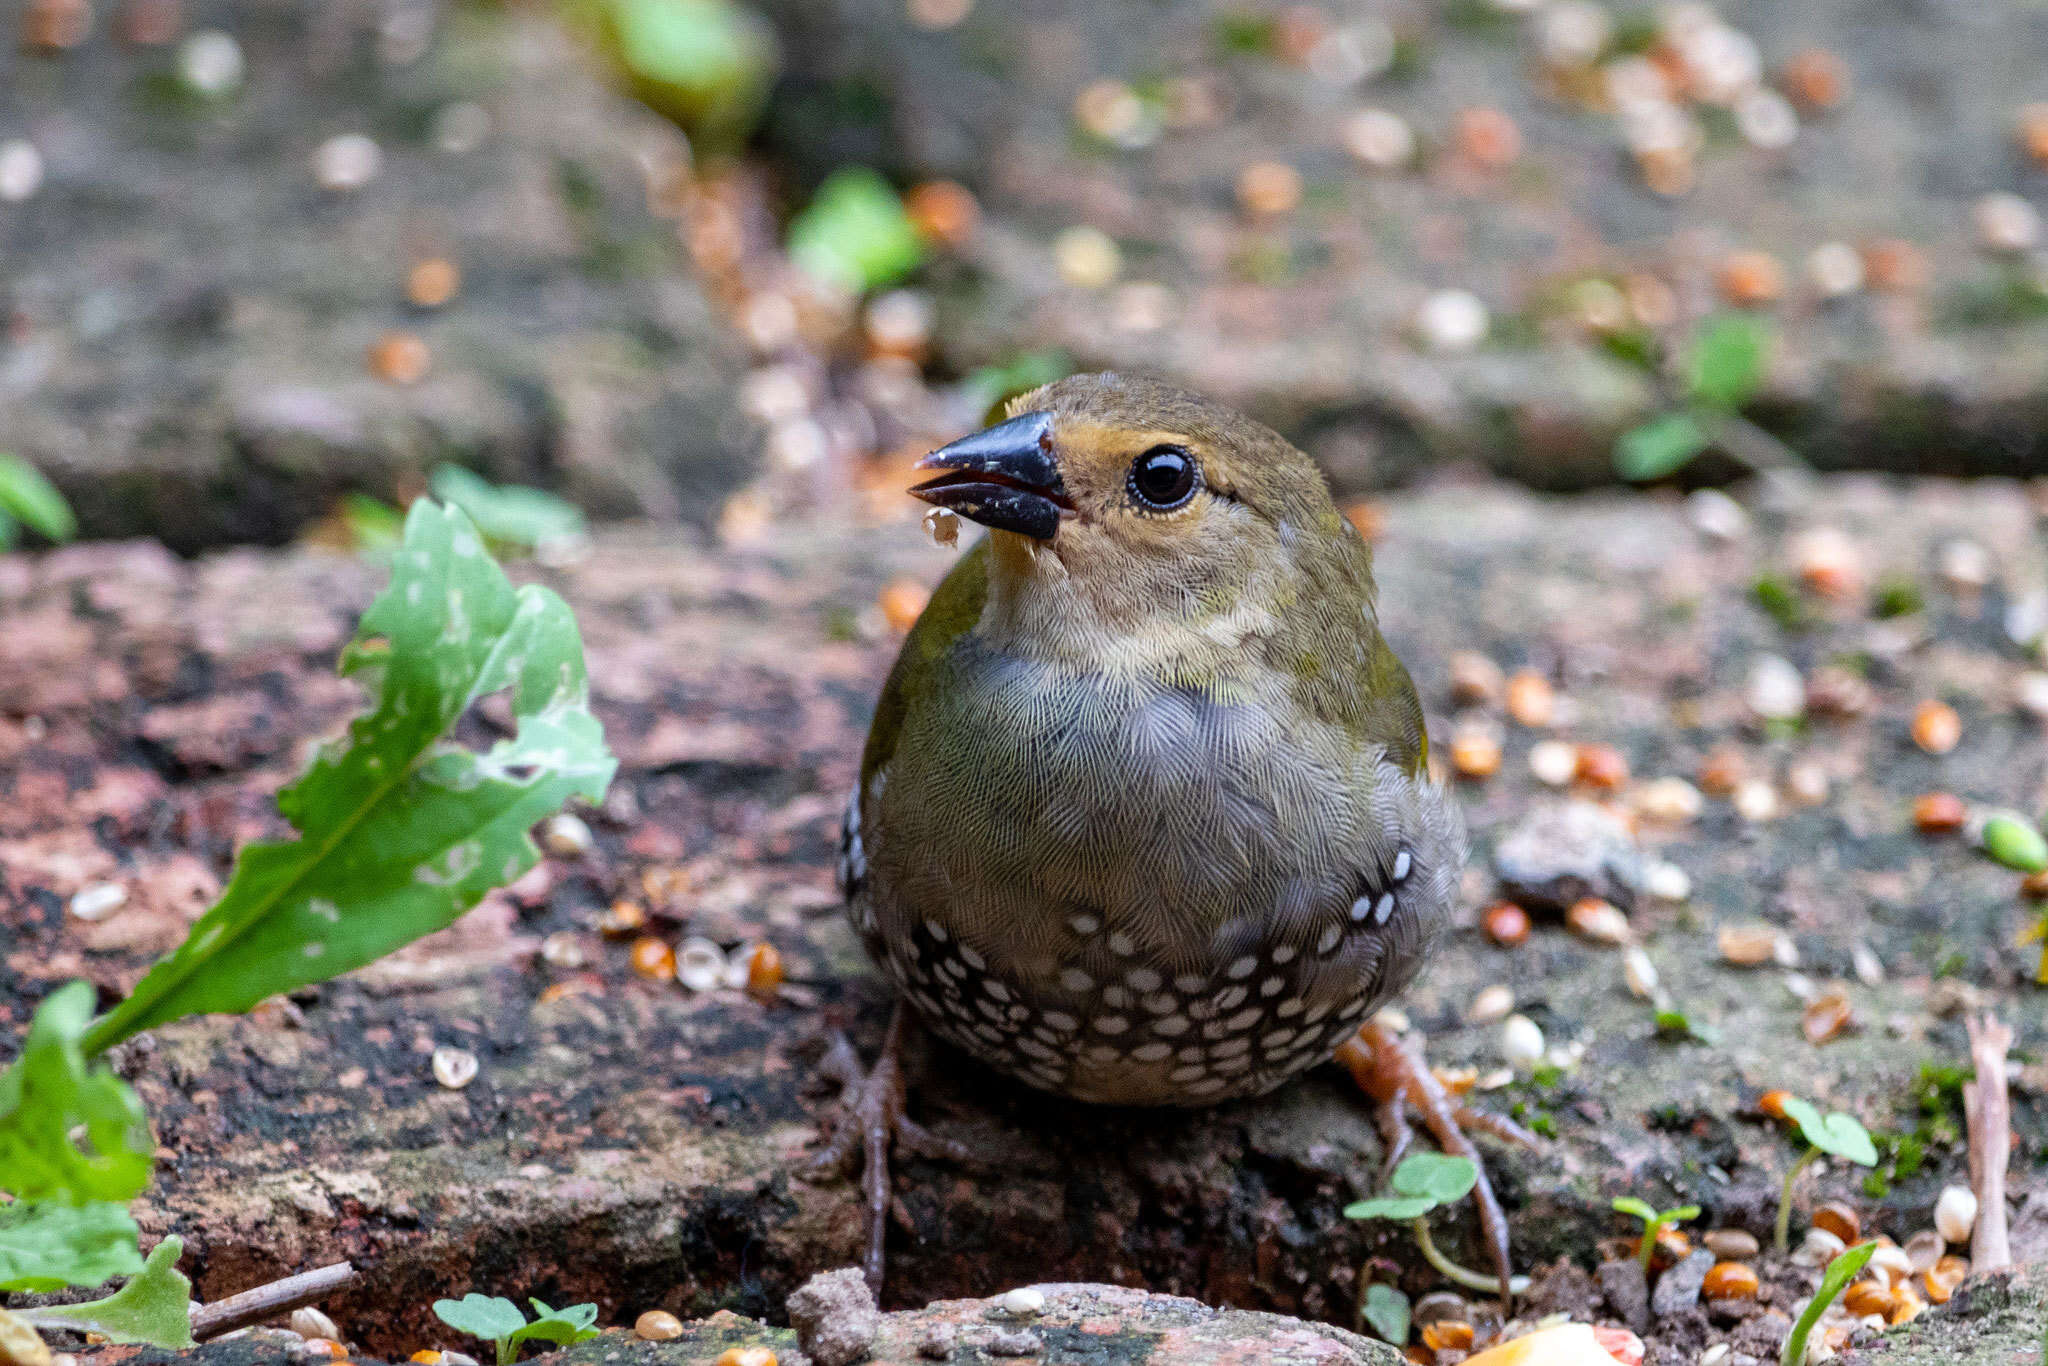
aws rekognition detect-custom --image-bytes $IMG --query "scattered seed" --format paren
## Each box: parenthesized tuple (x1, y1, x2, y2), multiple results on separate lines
(1974, 192, 2041, 254)
(1745, 655, 1806, 720)
(1867, 1243, 1913, 1288)
(1924, 1254, 1968, 1303)
(406, 258, 460, 309)
(1454, 107, 1522, 168)
(1841, 1280, 1894, 1318)
(1698, 748, 1746, 795)
(1780, 48, 1849, 110)
(1450, 721, 1503, 779)
(431, 1045, 478, 1090)
(1622, 946, 1658, 999)
(2019, 103, 2048, 168)
(713, 1349, 777, 1366)
(1911, 700, 1961, 755)
(291, 1309, 340, 1341)
(1416, 289, 1490, 353)
(1469, 983, 1515, 1024)
(1053, 226, 1121, 289)
(1718, 924, 1786, 967)
(1703, 1229, 1760, 1261)
(1643, 859, 1692, 901)
(1342, 108, 1416, 169)
(1236, 161, 1303, 217)
(1731, 779, 1779, 823)
(1421, 1320, 1476, 1352)
(1000, 1288, 1046, 1316)
(2015, 672, 2048, 720)
(742, 942, 784, 1000)
(540, 932, 587, 970)
(1934, 1185, 1978, 1244)
(1568, 898, 1629, 945)
(1717, 250, 1784, 306)
(1574, 743, 1629, 790)
(879, 578, 931, 632)
(1804, 667, 1874, 718)
(1482, 901, 1531, 947)
(300, 1339, 349, 1360)
(1734, 88, 1798, 149)
(1634, 775, 1702, 822)
(631, 937, 677, 980)
(1888, 1279, 1926, 1325)
(1500, 1014, 1545, 1069)
(634, 1310, 684, 1342)
(543, 813, 594, 858)
(313, 133, 382, 192)
(1805, 242, 1864, 299)
(1861, 238, 1928, 293)
(68, 881, 128, 922)
(1913, 792, 1966, 834)
(675, 938, 726, 992)
(1795, 1226, 1846, 1266)
(1528, 739, 1577, 788)
(1504, 670, 1556, 727)
(1903, 1230, 1944, 1274)
(1450, 651, 1506, 706)
(906, 180, 979, 247)
(1759, 1088, 1793, 1119)
(1812, 1202, 1860, 1244)
(906, 0, 971, 30)
(1687, 488, 1749, 541)
(1593, 1325, 1645, 1366)
(600, 901, 647, 937)
(0, 140, 45, 203)
(1801, 985, 1855, 1043)
(1850, 942, 1885, 986)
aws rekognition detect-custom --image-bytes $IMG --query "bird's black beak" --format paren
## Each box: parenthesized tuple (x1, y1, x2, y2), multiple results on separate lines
(909, 410, 1071, 541)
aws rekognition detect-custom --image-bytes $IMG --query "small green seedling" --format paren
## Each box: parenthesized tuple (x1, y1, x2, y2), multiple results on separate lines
(787, 167, 925, 295)
(1345, 1152, 1525, 1296)
(1614, 313, 1799, 483)
(1774, 1098, 1878, 1252)
(1611, 1197, 1701, 1273)
(1653, 1004, 1721, 1046)
(1360, 1281, 1411, 1346)
(0, 451, 77, 548)
(429, 465, 587, 557)
(1780, 1239, 1876, 1366)
(433, 1295, 603, 1365)
(16, 1237, 194, 1348)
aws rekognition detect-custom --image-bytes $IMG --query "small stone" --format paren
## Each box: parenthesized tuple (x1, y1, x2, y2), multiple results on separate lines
(634, 1310, 684, 1341)
(985, 1329, 1041, 1357)
(1493, 800, 1643, 913)
(1598, 1258, 1651, 1333)
(1417, 289, 1490, 353)
(431, 1046, 478, 1090)
(1528, 739, 1577, 788)
(68, 882, 128, 922)
(1703, 1229, 1760, 1261)
(543, 813, 593, 857)
(1934, 1185, 1978, 1244)
(787, 1267, 879, 1366)
(914, 1322, 957, 1359)
(1622, 946, 1658, 999)
(0, 141, 46, 203)
(290, 1309, 339, 1341)
(1654, 1249, 1716, 1317)
(998, 1287, 1044, 1316)
(1469, 983, 1515, 1024)
(1745, 656, 1806, 720)
(313, 134, 383, 192)
(1974, 192, 2041, 254)
(1500, 1014, 1544, 1068)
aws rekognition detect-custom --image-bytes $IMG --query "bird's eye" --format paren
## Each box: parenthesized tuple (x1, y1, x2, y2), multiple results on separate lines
(1127, 445, 1200, 511)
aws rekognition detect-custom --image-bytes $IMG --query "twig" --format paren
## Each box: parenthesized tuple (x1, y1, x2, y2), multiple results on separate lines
(190, 1262, 357, 1341)
(1963, 1013, 2013, 1273)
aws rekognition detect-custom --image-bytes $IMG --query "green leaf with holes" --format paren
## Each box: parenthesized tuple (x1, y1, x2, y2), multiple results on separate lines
(18, 1236, 194, 1349)
(1780, 1098, 1878, 1166)
(81, 501, 615, 1055)
(0, 982, 154, 1205)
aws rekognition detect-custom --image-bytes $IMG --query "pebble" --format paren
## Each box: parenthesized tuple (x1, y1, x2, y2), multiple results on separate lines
(0, 140, 46, 203)
(542, 813, 593, 858)
(1653, 1249, 1716, 1317)
(1597, 1258, 1651, 1334)
(998, 1288, 1045, 1316)
(1934, 1185, 1978, 1243)
(1527, 739, 1577, 788)
(914, 1323, 957, 1359)
(1974, 192, 2041, 253)
(1500, 1014, 1545, 1068)
(1745, 655, 1806, 720)
(431, 1045, 478, 1090)
(635, 1310, 684, 1341)
(68, 881, 127, 921)
(985, 1329, 1042, 1357)
(1417, 289, 1490, 352)
(313, 133, 383, 192)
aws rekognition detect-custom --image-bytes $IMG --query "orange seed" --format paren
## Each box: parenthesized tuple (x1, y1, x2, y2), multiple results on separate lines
(1421, 1320, 1475, 1352)
(1702, 1261, 1759, 1299)
(1812, 1202, 1861, 1244)
(1482, 901, 1531, 947)
(1780, 49, 1849, 110)
(1717, 250, 1785, 306)
(1504, 671, 1556, 727)
(630, 936, 676, 980)
(714, 1350, 778, 1366)
(1842, 1280, 1895, 1318)
(635, 1310, 684, 1341)
(368, 331, 430, 385)
(1912, 700, 1961, 755)
(1913, 792, 1966, 833)
(406, 258, 460, 308)
(1574, 742, 1629, 790)
(744, 941, 784, 1001)
(1758, 1088, 1793, 1119)
(906, 180, 979, 248)
(879, 578, 931, 633)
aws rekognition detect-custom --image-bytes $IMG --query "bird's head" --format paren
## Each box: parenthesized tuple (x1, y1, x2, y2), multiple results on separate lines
(910, 372, 1370, 670)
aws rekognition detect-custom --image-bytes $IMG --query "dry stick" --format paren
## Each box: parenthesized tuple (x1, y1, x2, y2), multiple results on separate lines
(1962, 1013, 2013, 1273)
(190, 1262, 358, 1341)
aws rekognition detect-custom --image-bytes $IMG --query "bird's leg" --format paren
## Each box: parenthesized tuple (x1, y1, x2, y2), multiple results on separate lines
(1335, 1020, 1536, 1309)
(803, 1003, 971, 1298)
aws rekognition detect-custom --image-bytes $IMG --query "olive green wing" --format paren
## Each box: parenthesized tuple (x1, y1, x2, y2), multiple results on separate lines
(860, 537, 990, 788)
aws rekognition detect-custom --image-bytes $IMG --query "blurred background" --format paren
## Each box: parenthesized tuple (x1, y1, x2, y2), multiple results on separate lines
(3, 0, 2046, 557)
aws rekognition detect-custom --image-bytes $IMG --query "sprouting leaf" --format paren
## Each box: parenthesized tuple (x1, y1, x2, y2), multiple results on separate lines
(788, 168, 925, 295)
(1615, 411, 1711, 481)
(960, 349, 1072, 425)
(1687, 312, 1771, 410)
(1390, 1152, 1479, 1205)
(428, 466, 586, 554)
(509, 1299, 603, 1353)
(18, 1236, 194, 1349)
(1343, 1194, 1437, 1221)
(1779, 1098, 1878, 1166)
(0, 982, 154, 1204)
(1654, 1006, 1721, 1045)
(81, 502, 616, 1055)
(340, 494, 406, 554)
(1981, 814, 2048, 874)
(436, 1293, 532, 1362)
(606, 0, 760, 91)
(0, 453, 77, 543)
(1362, 1282, 1411, 1345)
(1780, 1240, 1876, 1366)
(0, 1200, 144, 1293)
(1610, 1196, 1659, 1223)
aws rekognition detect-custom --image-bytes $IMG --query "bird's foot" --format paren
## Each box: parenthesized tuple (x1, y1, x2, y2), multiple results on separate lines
(1335, 1019, 1538, 1309)
(802, 1004, 971, 1299)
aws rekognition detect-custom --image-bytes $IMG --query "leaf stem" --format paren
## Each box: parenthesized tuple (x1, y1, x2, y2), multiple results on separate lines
(1776, 1146, 1820, 1252)
(1409, 1218, 1528, 1296)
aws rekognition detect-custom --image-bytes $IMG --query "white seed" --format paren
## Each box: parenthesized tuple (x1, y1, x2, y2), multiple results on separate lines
(1570, 900, 1632, 946)
(1935, 1185, 1979, 1244)
(1469, 983, 1515, 1024)
(178, 29, 245, 95)
(1342, 108, 1415, 170)
(289, 1309, 339, 1341)
(1745, 655, 1806, 720)
(1000, 1287, 1045, 1316)
(1732, 778, 1780, 823)
(1903, 1229, 1944, 1273)
(1500, 1013, 1545, 1069)
(1416, 289, 1489, 353)
(1974, 192, 2041, 254)
(431, 1045, 479, 1090)
(69, 881, 128, 922)
(1622, 947, 1659, 999)
(1851, 941, 1885, 986)
(1938, 538, 1993, 590)
(1866, 1243, 1913, 1289)
(1734, 87, 1798, 149)
(1526, 739, 1577, 788)
(313, 134, 383, 192)
(1635, 775, 1704, 822)
(540, 931, 586, 969)
(2006, 591, 2048, 649)
(1785, 761, 1829, 806)
(541, 813, 593, 858)
(1794, 1226, 1845, 1266)
(1806, 241, 1864, 298)
(1538, 1, 1610, 67)
(1643, 859, 1692, 902)
(865, 289, 934, 352)
(2017, 671, 2048, 719)
(1053, 226, 1121, 289)
(0, 140, 46, 203)
(674, 937, 728, 992)
(1686, 487, 1749, 541)
(923, 507, 961, 549)
(1698, 1345, 1731, 1366)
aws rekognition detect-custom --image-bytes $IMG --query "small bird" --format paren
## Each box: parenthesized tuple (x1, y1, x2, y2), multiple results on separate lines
(815, 372, 1526, 1298)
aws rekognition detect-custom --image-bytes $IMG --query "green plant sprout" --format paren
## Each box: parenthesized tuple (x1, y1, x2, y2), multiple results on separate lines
(15, 1237, 194, 1348)
(428, 465, 588, 557)
(0, 501, 616, 1345)
(1773, 1098, 1878, 1252)
(1780, 1239, 1876, 1366)
(1611, 1197, 1701, 1272)
(433, 1294, 603, 1365)
(1359, 1281, 1410, 1346)
(0, 452, 77, 548)
(1613, 313, 1804, 483)
(787, 167, 925, 295)
(1345, 1152, 1529, 1296)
